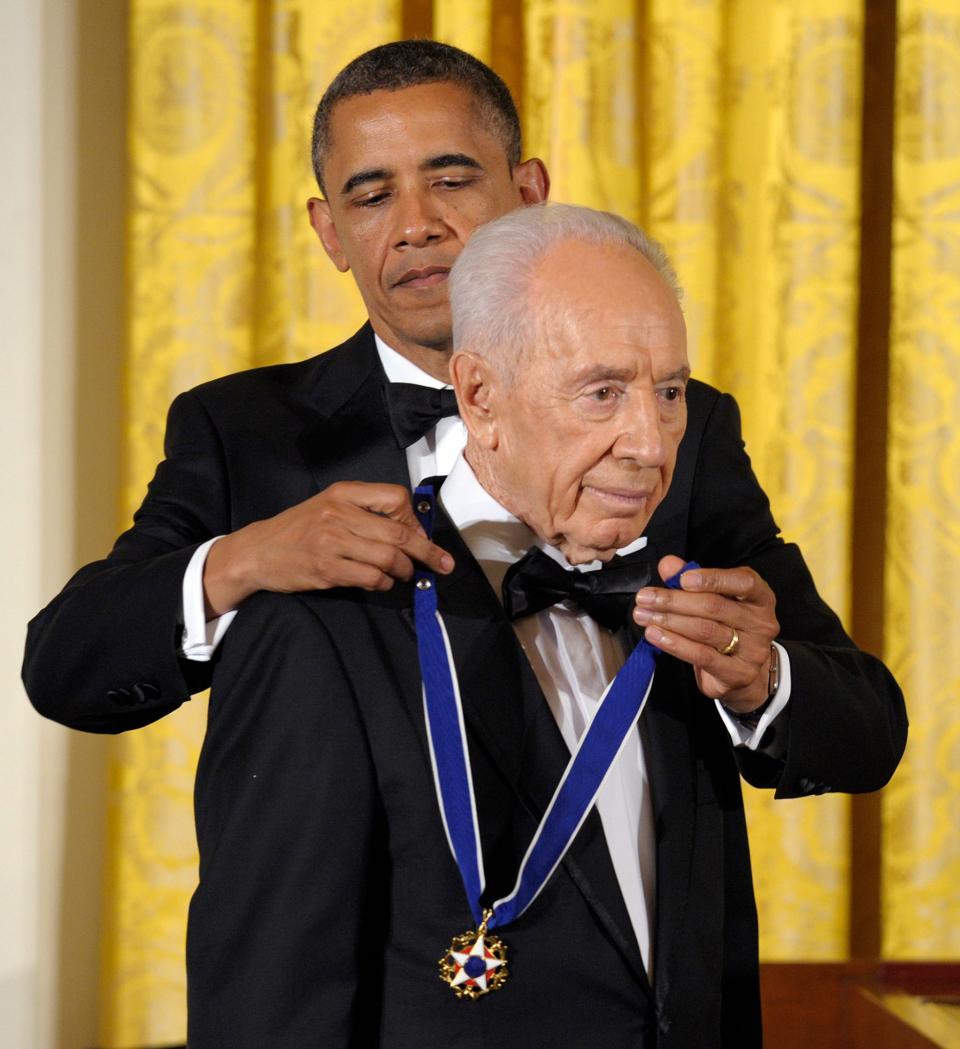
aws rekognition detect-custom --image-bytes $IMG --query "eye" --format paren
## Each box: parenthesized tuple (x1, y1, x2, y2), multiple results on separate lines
(658, 385, 684, 403)
(353, 191, 390, 208)
(434, 176, 475, 191)
(591, 386, 617, 402)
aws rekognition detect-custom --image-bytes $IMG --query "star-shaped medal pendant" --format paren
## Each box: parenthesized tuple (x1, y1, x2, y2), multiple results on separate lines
(438, 910, 508, 999)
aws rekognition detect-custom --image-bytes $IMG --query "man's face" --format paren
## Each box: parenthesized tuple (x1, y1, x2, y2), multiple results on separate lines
(458, 239, 689, 564)
(308, 82, 547, 378)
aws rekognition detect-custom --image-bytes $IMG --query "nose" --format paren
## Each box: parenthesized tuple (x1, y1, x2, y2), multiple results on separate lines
(612, 393, 666, 466)
(393, 188, 447, 249)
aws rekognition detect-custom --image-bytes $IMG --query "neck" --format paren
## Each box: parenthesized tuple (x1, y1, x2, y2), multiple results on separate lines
(375, 328, 453, 382)
(464, 442, 521, 521)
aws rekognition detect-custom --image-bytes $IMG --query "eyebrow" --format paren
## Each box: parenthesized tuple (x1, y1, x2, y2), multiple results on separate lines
(573, 365, 637, 385)
(338, 153, 485, 197)
(423, 152, 484, 172)
(572, 364, 691, 386)
(656, 367, 691, 384)
(340, 168, 392, 196)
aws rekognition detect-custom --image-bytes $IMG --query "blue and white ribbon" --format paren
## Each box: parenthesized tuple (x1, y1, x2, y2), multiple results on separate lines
(413, 482, 695, 931)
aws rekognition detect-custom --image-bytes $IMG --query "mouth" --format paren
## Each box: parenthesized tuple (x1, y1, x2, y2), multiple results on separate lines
(581, 484, 654, 511)
(391, 265, 451, 290)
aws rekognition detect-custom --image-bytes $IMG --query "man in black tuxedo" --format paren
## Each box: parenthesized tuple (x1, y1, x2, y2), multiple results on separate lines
(186, 204, 905, 1047)
(24, 38, 875, 741)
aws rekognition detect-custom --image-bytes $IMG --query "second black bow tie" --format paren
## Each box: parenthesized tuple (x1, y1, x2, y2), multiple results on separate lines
(384, 383, 460, 449)
(501, 545, 656, 631)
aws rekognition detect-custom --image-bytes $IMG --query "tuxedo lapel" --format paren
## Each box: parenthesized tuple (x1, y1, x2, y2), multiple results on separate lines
(422, 511, 652, 994)
(296, 324, 410, 491)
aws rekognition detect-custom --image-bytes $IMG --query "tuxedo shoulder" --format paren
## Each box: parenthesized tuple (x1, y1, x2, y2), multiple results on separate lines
(680, 379, 744, 444)
(685, 377, 722, 408)
(181, 325, 376, 409)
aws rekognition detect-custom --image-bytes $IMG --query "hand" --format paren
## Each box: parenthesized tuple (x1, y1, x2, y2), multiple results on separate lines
(203, 481, 454, 617)
(633, 554, 779, 713)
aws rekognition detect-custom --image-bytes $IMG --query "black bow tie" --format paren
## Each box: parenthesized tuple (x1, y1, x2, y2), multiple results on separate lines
(384, 383, 460, 448)
(501, 546, 656, 631)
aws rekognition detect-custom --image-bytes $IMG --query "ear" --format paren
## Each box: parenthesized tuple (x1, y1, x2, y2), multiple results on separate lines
(513, 158, 550, 205)
(306, 197, 350, 273)
(450, 351, 499, 450)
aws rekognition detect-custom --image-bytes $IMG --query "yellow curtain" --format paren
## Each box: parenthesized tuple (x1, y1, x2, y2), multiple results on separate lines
(456, 0, 863, 963)
(104, 1, 955, 1043)
(883, 0, 960, 958)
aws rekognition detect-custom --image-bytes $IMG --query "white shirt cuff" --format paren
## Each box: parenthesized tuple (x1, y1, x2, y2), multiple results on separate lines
(179, 536, 238, 662)
(714, 642, 792, 749)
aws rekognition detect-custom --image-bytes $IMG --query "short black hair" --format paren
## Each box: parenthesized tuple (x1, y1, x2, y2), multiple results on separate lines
(311, 39, 521, 194)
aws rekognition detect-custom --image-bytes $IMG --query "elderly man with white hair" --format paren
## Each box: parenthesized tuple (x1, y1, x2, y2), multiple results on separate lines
(186, 204, 905, 1049)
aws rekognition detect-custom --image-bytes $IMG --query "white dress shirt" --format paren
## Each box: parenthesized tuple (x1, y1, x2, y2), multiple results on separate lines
(439, 454, 659, 973)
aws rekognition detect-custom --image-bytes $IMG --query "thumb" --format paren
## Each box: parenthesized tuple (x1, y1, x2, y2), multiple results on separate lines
(657, 554, 687, 584)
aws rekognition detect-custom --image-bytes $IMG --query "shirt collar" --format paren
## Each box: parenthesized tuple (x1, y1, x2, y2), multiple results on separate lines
(375, 333, 452, 390)
(438, 454, 648, 581)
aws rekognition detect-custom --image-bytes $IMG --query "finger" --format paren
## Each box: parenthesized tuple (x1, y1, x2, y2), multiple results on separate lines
(326, 480, 417, 518)
(317, 554, 396, 593)
(635, 587, 760, 628)
(657, 554, 688, 584)
(398, 531, 456, 575)
(324, 502, 455, 575)
(639, 575, 777, 632)
(657, 557, 772, 605)
(331, 479, 446, 529)
(633, 606, 768, 660)
(338, 534, 417, 582)
(641, 624, 760, 691)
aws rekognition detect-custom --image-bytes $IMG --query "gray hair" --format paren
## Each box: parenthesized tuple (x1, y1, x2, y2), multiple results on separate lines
(449, 203, 682, 372)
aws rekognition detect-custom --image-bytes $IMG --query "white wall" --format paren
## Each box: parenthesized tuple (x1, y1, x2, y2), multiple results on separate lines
(0, 2, 125, 1046)
(1, 2, 71, 1043)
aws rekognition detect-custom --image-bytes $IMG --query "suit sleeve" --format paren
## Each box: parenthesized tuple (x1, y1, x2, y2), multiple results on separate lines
(187, 591, 380, 1049)
(683, 389, 907, 797)
(22, 389, 232, 732)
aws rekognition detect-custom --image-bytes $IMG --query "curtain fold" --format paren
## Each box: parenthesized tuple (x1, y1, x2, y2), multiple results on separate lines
(102, 1, 955, 1042)
(883, 0, 960, 959)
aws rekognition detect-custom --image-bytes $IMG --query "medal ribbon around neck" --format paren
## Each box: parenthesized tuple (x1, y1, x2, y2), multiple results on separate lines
(412, 484, 697, 996)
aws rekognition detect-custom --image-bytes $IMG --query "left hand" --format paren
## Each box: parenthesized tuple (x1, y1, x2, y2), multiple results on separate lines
(633, 555, 779, 713)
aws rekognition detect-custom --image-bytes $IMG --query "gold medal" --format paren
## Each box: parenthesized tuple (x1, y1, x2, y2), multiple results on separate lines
(438, 909, 509, 999)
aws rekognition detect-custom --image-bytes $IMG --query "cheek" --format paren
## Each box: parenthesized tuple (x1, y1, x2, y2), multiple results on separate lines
(340, 220, 385, 274)
(538, 449, 592, 528)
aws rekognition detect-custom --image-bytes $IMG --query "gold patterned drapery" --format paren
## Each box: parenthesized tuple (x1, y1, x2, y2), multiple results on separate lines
(101, 1, 959, 1043)
(883, 0, 960, 958)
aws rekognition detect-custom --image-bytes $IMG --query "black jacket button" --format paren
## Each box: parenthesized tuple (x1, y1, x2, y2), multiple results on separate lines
(131, 683, 161, 703)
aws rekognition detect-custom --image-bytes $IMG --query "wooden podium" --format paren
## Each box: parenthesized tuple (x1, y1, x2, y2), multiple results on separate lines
(761, 963, 960, 1049)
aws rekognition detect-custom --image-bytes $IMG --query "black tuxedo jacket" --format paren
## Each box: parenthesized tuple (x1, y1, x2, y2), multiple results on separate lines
(187, 498, 900, 1049)
(23, 322, 905, 794)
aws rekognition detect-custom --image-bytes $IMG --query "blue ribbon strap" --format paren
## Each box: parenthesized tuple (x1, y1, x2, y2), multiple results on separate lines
(413, 482, 697, 931)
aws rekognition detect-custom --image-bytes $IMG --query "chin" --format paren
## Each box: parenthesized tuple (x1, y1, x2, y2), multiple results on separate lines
(556, 525, 631, 565)
(592, 516, 648, 551)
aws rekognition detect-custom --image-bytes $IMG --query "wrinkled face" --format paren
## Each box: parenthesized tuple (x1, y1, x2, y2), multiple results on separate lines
(308, 82, 546, 377)
(460, 240, 689, 564)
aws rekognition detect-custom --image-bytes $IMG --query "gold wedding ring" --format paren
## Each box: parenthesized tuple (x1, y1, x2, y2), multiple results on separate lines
(719, 628, 740, 657)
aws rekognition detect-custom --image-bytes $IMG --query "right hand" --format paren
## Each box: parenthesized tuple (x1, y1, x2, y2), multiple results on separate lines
(202, 481, 454, 617)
